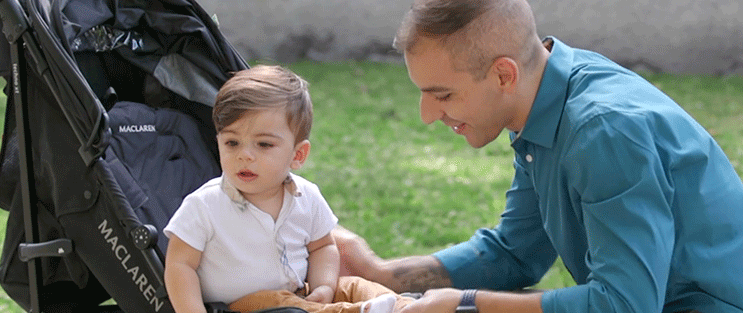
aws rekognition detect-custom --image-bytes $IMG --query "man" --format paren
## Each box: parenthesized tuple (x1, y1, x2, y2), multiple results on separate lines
(333, 0, 743, 312)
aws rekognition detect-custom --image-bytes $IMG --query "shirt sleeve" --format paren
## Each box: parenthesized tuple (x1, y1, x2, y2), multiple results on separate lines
(434, 155, 557, 291)
(163, 194, 213, 252)
(542, 112, 674, 313)
(306, 182, 338, 241)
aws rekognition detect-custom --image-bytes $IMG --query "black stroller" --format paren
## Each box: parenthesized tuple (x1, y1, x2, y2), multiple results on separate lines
(0, 0, 307, 312)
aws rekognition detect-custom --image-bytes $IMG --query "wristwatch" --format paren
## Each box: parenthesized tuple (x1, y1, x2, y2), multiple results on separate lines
(455, 289, 478, 313)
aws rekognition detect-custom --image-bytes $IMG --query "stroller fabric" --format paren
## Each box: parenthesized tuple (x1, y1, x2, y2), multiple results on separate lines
(104, 100, 221, 253)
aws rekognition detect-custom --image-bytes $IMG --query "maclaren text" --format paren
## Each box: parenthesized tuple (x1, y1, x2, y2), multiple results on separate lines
(98, 219, 165, 312)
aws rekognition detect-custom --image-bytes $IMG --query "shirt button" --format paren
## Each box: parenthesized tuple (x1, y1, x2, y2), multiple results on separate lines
(525, 154, 533, 163)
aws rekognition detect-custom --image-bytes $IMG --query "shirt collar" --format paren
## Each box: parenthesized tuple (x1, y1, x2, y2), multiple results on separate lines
(513, 37, 573, 149)
(220, 173, 302, 211)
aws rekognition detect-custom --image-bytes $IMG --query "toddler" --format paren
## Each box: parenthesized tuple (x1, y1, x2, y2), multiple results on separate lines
(164, 65, 410, 313)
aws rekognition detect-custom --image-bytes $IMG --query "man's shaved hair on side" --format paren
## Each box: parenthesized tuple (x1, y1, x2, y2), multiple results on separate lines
(394, 0, 542, 80)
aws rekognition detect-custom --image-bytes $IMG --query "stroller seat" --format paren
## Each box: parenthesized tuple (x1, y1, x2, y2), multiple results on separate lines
(105, 100, 220, 255)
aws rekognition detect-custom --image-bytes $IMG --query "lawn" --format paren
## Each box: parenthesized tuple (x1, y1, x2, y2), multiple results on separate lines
(1, 64, 742, 312)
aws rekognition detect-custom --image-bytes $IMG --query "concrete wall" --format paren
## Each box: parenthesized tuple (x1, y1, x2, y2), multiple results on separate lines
(198, 0, 743, 75)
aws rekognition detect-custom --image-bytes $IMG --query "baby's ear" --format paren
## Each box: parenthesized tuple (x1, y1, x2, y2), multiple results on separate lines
(291, 140, 311, 170)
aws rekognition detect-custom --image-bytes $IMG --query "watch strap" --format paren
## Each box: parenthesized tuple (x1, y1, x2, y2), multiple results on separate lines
(455, 289, 478, 313)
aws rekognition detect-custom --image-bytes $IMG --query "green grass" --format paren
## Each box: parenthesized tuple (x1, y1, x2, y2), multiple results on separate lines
(1, 66, 742, 312)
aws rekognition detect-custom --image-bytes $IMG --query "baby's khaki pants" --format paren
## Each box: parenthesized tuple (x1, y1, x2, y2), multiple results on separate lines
(228, 276, 411, 313)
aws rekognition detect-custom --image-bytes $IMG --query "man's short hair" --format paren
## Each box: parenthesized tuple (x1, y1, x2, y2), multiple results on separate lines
(394, 0, 539, 80)
(213, 65, 313, 143)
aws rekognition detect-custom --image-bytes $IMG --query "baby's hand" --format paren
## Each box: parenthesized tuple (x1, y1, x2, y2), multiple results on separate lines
(305, 285, 334, 304)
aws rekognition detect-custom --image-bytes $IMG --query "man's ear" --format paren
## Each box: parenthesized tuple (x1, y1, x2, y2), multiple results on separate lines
(491, 57, 519, 92)
(291, 140, 311, 170)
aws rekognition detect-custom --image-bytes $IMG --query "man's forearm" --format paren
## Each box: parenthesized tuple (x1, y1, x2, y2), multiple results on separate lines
(376, 255, 453, 293)
(334, 225, 453, 292)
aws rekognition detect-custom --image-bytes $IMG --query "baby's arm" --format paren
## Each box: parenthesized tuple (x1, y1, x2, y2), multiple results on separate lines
(305, 233, 340, 303)
(165, 235, 206, 313)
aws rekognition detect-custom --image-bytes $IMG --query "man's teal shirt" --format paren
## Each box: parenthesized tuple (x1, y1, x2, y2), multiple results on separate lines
(434, 37, 743, 312)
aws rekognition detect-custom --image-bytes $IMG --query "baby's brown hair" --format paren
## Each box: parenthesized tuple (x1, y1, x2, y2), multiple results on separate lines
(213, 65, 313, 143)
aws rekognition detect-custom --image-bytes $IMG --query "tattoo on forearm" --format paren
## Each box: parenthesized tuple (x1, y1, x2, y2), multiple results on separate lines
(391, 257, 451, 292)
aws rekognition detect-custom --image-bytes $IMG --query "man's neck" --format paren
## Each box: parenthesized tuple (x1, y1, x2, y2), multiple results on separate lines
(511, 38, 553, 132)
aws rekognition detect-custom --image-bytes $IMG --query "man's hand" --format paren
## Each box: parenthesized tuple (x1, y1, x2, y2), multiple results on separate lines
(399, 288, 462, 313)
(333, 225, 382, 277)
(305, 285, 335, 304)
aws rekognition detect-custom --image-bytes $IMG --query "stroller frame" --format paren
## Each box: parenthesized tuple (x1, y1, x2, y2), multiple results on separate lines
(2, 0, 125, 310)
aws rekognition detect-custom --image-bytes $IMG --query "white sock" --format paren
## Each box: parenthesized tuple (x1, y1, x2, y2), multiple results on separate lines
(360, 293, 396, 313)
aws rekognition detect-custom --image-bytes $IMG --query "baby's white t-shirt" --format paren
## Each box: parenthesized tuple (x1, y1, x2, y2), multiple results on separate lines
(164, 173, 338, 304)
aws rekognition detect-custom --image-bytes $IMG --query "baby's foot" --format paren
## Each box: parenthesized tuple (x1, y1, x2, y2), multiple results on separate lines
(361, 293, 396, 313)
